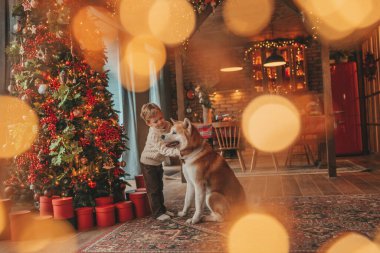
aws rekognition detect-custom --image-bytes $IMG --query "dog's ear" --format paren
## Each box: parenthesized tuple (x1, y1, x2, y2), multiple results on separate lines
(183, 118, 192, 133)
(170, 118, 177, 124)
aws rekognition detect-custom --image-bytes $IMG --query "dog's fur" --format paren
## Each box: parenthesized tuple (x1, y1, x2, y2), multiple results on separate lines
(161, 118, 247, 224)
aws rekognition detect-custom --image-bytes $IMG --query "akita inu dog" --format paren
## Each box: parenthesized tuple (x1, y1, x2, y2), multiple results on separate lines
(161, 118, 247, 224)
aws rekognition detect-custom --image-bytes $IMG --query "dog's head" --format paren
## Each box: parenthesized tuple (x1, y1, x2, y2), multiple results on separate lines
(161, 118, 202, 151)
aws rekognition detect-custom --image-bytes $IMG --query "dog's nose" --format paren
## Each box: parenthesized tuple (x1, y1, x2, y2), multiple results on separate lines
(161, 135, 165, 140)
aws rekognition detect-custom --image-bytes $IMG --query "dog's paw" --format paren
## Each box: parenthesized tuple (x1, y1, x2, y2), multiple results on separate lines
(177, 211, 187, 217)
(186, 217, 201, 224)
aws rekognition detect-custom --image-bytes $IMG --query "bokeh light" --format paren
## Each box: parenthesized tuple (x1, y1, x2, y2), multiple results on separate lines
(295, 0, 380, 43)
(322, 232, 380, 253)
(223, 0, 274, 37)
(122, 35, 166, 77)
(0, 96, 39, 158)
(15, 215, 76, 253)
(119, 0, 155, 36)
(71, 7, 105, 51)
(86, 6, 119, 41)
(120, 71, 152, 93)
(242, 95, 300, 152)
(148, 0, 196, 46)
(228, 213, 289, 253)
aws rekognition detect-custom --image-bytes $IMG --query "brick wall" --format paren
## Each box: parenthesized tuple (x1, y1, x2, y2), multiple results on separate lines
(166, 41, 324, 122)
(305, 41, 323, 93)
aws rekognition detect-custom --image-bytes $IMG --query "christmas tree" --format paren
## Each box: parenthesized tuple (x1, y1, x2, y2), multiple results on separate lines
(5, 0, 128, 208)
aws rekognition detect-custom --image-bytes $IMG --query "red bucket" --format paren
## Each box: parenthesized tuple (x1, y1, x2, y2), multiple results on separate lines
(39, 196, 56, 216)
(135, 188, 146, 192)
(129, 192, 150, 218)
(95, 204, 115, 227)
(135, 175, 145, 188)
(95, 196, 113, 206)
(115, 201, 134, 222)
(9, 210, 32, 241)
(0, 199, 12, 240)
(52, 197, 74, 219)
(76, 207, 94, 231)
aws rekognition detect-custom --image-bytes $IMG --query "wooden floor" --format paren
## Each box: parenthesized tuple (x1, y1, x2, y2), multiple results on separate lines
(1, 155, 380, 253)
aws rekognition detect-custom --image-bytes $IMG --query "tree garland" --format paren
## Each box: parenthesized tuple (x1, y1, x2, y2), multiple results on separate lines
(244, 36, 313, 61)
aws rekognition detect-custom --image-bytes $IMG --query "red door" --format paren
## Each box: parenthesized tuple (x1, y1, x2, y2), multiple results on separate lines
(330, 62, 362, 155)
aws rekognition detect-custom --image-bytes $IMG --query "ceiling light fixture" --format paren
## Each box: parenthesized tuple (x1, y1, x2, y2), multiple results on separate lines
(263, 48, 286, 67)
(220, 66, 243, 72)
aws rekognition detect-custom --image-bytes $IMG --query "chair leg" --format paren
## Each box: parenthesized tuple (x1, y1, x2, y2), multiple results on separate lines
(285, 146, 293, 168)
(237, 151, 246, 172)
(305, 143, 315, 164)
(303, 142, 311, 165)
(250, 149, 257, 172)
(271, 153, 279, 172)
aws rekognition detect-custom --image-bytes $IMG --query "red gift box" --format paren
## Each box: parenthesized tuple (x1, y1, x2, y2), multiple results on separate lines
(115, 201, 134, 222)
(95, 204, 115, 227)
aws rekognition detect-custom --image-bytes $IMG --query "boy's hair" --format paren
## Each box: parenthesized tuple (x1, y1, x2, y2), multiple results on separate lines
(140, 103, 162, 123)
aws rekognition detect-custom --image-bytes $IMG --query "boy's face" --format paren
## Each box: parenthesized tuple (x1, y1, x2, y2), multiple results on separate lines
(147, 112, 166, 129)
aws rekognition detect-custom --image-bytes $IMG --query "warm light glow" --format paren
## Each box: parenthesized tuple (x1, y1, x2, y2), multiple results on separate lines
(71, 7, 105, 51)
(120, 70, 152, 93)
(323, 232, 380, 253)
(228, 213, 289, 253)
(87, 6, 119, 41)
(263, 61, 286, 67)
(148, 0, 196, 46)
(295, 0, 380, 43)
(123, 35, 166, 77)
(242, 95, 300, 152)
(16, 215, 76, 253)
(220, 67, 243, 72)
(223, 0, 274, 37)
(0, 96, 39, 158)
(119, 0, 155, 36)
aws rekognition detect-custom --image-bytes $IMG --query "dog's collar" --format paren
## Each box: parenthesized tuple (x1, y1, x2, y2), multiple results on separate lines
(180, 141, 206, 163)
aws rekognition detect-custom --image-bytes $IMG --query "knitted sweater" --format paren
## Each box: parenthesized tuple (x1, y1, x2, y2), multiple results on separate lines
(140, 121, 180, 166)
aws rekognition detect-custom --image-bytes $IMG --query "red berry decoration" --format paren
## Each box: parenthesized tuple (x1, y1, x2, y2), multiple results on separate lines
(88, 181, 96, 189)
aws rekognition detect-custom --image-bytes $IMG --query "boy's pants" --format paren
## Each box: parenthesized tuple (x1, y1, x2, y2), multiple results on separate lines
(140, 163, 167, 218)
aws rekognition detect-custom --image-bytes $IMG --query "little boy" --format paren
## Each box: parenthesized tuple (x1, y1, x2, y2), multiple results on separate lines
(140, 103, 180, 221)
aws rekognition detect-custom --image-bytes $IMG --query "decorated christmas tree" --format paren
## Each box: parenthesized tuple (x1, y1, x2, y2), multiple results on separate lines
(5, 0, 128, 208)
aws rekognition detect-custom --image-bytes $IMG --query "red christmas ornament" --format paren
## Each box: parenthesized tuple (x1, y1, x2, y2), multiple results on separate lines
(88, 181, 96, 189)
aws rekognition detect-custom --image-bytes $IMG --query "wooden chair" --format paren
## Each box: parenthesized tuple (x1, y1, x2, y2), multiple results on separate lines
(212, 122, 246, 172)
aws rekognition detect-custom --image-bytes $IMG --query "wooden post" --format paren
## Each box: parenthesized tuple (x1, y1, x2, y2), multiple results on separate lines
(321, 44, 337, 177)
(0, 0, 7, 94)
(175, 48, 185, 120)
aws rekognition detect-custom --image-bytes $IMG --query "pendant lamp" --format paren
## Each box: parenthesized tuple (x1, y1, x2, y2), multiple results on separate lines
(263, 48, 286, 67)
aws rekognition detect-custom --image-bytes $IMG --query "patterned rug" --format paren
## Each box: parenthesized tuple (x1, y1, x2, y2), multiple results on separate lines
(164, 160, 366, 179)
(79, 194, 380, 253)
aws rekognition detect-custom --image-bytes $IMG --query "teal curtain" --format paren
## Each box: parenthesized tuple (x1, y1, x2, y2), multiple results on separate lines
(105, 35, 167, 179)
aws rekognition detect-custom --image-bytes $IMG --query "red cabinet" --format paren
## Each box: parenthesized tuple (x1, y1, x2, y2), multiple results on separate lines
(331, 62, 362, 155)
